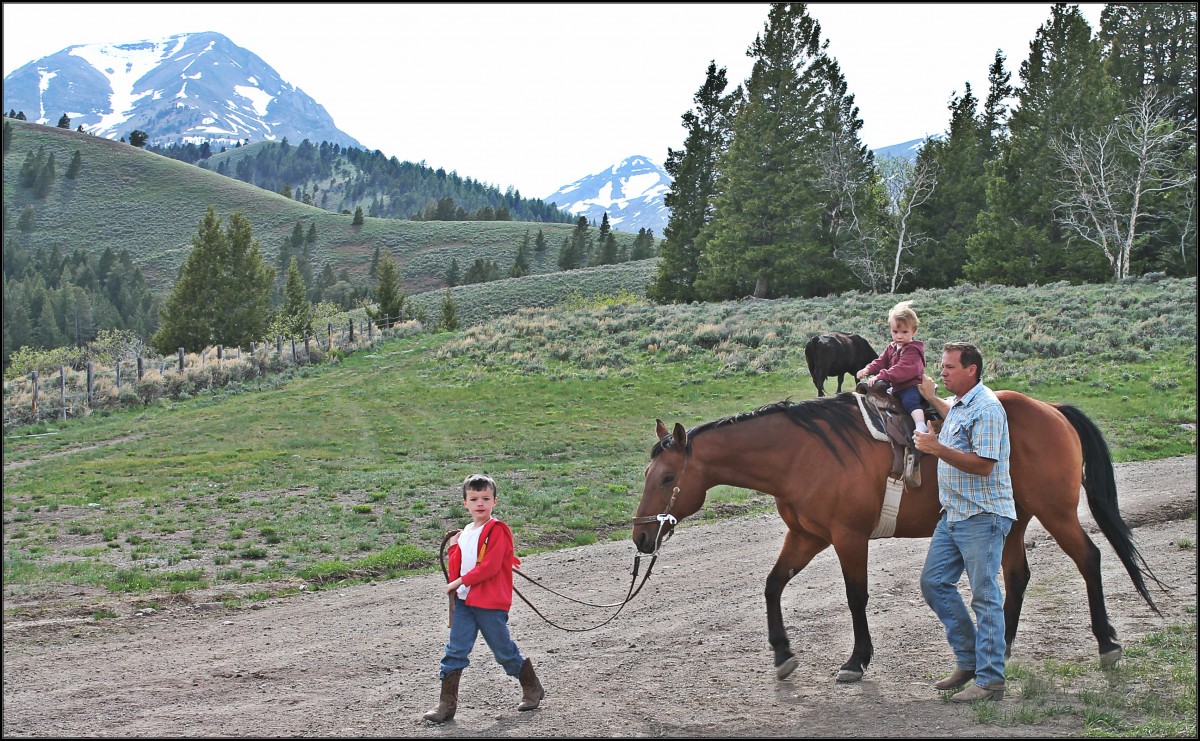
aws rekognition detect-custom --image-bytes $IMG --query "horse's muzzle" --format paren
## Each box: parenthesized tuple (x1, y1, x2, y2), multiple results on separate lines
(633, 528, 656, 554)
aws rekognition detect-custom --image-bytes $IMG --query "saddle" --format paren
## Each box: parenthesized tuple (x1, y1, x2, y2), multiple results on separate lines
(855, 377, 940, 488)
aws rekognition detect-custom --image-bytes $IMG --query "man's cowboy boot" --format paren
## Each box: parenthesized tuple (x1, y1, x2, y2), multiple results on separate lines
(951, 682, 1005, 702)
(933, 667, 975, 691)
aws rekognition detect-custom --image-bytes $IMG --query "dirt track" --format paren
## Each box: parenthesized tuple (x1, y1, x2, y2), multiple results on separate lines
(2, 456, 1195, 738)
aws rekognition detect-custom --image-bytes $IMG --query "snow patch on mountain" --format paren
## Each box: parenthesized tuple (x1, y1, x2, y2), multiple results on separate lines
(544, 156, 671, 235)
(3, 31, 361, 150)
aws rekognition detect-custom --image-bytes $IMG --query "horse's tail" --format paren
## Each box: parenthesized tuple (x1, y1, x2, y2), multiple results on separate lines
(1056, 403, 1167, 614)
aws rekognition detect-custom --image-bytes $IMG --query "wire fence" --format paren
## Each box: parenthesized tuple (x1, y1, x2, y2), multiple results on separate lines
(3, 315, 421, 432)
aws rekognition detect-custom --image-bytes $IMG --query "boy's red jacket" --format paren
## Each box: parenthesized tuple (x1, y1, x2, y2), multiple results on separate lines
(447, 518, 521, 611)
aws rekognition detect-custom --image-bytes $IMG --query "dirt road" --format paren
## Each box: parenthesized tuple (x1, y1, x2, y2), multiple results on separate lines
(2, 456, 1195, 737)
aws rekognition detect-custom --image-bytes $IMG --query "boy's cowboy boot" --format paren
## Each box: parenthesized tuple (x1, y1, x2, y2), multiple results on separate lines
(516, 658, 545, 711)
(422, 669, 461, 722)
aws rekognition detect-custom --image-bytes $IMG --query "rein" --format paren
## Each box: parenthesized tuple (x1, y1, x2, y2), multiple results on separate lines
(435, 446, 691, 633)
(437, 531, 662, 633)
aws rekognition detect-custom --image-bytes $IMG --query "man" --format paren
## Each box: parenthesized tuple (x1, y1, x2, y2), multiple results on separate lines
(913, 342, 1016, 703)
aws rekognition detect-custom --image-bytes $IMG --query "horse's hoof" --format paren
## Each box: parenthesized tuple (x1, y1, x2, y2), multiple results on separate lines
(775, 656, 800, 680)
(1100, 647, 1122, 668)
(836, 669, 863, 683)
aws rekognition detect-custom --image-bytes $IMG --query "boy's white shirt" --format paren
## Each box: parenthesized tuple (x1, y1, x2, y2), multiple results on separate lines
(455, 518, 492, 600)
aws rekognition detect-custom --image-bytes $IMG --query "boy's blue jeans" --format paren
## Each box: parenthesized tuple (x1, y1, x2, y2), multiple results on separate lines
(920, 512, 1012, 688)
(439, 598, 525, 679)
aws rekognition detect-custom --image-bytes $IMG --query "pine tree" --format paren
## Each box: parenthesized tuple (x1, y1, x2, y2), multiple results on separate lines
(129, 130, 148, 148)
(65, 150, 82, 179)
(440, 289, 459, 331)
(966, 5, 1116, 286)
(215, 211, 274, 346)
(18, 206, 35, 233)
(982, 50, 1014, 153)
(368, 254, 405, 327)
(445, 257, 460, 287)
(33, 153, 55, 199)
(352, 206, 364, 226)
(534, 229, 547, 253)
(152, 207, 274, 353)
(369, 245, 381, 278)
(19, 146, 44, 187)
(281, 257, 312, 337)
(596, 232, 619, 266)
(510, 231, 531, 277)
(695, 3, 842, 299)
(2, 120, 12, 154)
(909, 83, 988, 288)
(1100, 3, 1196, 131)
(306, 221, 317, 244)
(57, 113, 70, 129)
(592, 213, 613, 266)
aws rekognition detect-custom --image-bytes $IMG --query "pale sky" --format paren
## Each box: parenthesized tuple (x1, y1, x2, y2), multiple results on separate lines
(3, 2, 1105, 199)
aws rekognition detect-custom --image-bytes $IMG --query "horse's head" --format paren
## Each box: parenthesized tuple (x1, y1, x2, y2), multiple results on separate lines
(631, 419, 703, 554)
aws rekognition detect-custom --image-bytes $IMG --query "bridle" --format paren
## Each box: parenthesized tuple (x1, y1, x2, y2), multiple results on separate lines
(629, 440, 691, 557)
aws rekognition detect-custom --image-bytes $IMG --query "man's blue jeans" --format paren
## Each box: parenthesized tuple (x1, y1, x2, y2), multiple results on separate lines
(920, 512, 1013, 688)
(439, 598, 525, 679)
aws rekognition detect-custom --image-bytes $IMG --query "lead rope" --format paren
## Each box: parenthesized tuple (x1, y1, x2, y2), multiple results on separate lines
(437, 528, 664, 633)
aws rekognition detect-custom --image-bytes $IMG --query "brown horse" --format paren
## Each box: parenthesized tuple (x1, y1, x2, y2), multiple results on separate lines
(631, 391, 1165, 683)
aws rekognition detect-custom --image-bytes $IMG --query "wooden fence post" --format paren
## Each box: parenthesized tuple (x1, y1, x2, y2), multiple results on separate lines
(60, 366, 67, 420)
(218, 345, 224, 370)
(31, 370, 38, 420)
(276, 335, 283, 356)
(116, 361, 121, 391)
(290, 337, 297, 362)
(178, 348, 185, 373)
(348, 318, 354, 343)
(86, 362, 94, 407)
(137, 356, 144, 381)
(304, 336, 310, 358)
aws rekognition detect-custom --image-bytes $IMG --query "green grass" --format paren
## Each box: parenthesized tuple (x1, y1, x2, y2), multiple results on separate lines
(2, 276, 1195, 606)
(995, 621, 1198, 737)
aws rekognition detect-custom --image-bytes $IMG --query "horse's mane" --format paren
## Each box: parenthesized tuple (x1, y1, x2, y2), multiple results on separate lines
(652, 392, 871, 461)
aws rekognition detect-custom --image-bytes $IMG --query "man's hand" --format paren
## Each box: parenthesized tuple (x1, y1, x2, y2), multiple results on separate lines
(913, 429, 939, 455)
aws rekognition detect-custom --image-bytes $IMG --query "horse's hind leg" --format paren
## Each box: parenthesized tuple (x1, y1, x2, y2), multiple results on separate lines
(1001, 515, 1033, 657)
(766, 529, 829, 680)
(1036, 513, 1122, 664)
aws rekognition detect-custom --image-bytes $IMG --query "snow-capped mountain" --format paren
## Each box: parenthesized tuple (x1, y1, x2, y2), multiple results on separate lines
(2, 31, 361, 150)
(546, 140, 930, 237)
(871, 136, 939, 161)
(544, 156, 671, 236)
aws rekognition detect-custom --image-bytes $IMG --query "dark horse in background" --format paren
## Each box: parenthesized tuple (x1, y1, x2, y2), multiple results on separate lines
(804, 332, 877, 396)
(632, 391, 1165, 683)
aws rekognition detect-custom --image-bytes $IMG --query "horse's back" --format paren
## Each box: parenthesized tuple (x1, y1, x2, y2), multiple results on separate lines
(998, 390, 1083, 516)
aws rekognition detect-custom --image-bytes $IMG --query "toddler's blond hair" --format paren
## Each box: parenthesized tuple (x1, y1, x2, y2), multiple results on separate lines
(888, 300, 919, 330)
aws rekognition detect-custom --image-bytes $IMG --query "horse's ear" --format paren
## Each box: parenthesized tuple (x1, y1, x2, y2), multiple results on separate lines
(656, 419, 668, 439)
(672, 422, 687, 450)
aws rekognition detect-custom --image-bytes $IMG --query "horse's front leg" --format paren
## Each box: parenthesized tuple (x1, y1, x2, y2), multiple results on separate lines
(766, 528, 828, 680)
(833, 534, 873, 682)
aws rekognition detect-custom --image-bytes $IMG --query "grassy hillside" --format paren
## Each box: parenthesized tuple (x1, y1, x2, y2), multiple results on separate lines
(2, 276, 1195, 606)
(2, 119, 644, 294)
